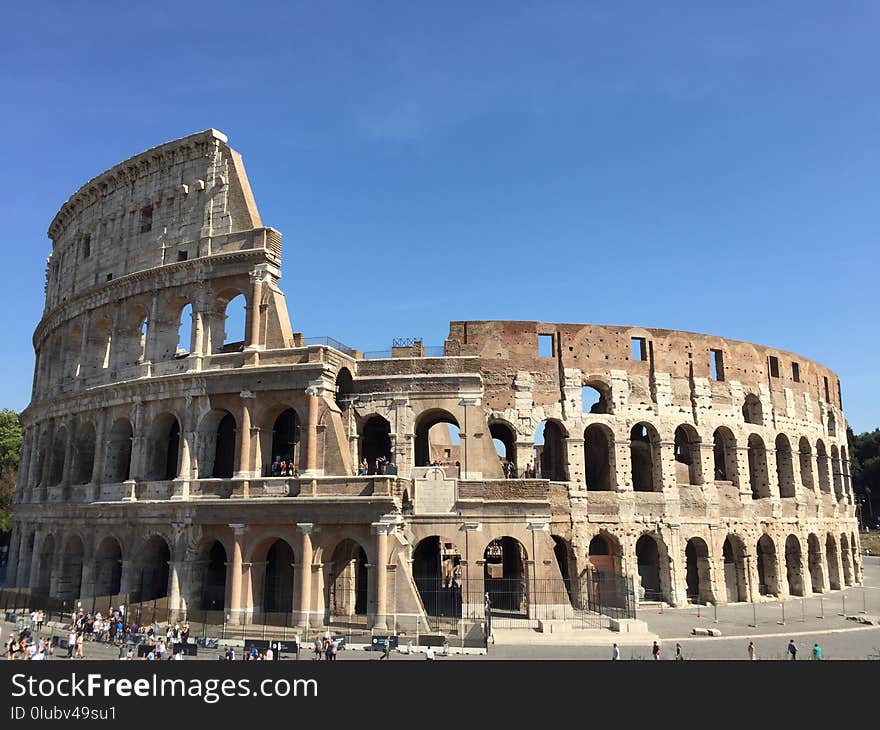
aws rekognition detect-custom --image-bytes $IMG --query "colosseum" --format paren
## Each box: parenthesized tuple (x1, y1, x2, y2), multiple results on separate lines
(3, 129, 862, 639)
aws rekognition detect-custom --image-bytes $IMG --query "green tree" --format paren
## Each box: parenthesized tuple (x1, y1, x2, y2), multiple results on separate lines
(850, 426, 880, 527)
(0, 408, 21, 533)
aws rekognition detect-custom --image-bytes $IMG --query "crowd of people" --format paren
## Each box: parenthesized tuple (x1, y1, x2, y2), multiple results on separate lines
(357, 455, 398, 476)
(269, 456, 299, 477)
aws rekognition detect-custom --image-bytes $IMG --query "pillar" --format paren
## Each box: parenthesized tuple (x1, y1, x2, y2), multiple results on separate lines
(91, 411, 107, 496)
(227, 524, 246, 623)
(5, 522, 21, 588)
(168, 561, 186, 618)
(235, 394, 254, 479)
(303, 380, 325, 477)
(295, 523, 314, 629)
(372, 523, 390, 630)
(245, 270, 264, 350)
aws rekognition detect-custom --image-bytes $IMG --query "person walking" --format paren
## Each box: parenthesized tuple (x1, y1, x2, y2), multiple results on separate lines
(67, 630, 76, 659)
(379, 638, 390, 661)
(811, 643, 822, 660)
(652, 641, 661, 660)
(611, 643, 620, 661)
(787, 640, 797, 660)
(674, 643, 683, 661)
(748, 641, 756, 661)
(425, 646, 435, 660)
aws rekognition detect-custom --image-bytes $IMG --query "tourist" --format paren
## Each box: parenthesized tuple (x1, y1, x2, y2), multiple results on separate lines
(266, 645, 274, 661)
(313, 638, 322, 660)
(36, 610, 44, 631)
(675, 643, 683, 661)
(652, 641, 661, 660)
(358, 459, 368, 476)
(425, 646, 435, 660)
(67, 630, 76, 659)
(279, 458, 287, 476)
(181, 623, 190, 644)
(747, 641, 756, 660)
(787, 640, 797, 660)
(812, 643, 822, 660)
(611, 643, 620, 660)
(271, 457, 281, 476)
(76, 632, 84, 659)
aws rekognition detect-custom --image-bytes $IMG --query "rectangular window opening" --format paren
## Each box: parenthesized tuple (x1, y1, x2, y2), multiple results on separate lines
(710, 349, 724, 381)
(105, 273, 113, 281)
(823, 376, 830, 401)
(538, 334, 554, 358)
(177, 250, 188, 262)
(837, 379, 842, 407)
(768, 355, 780, 378)
(82, 235, 91, 259)
(630, 337, 647, 361)
(140, 206, 153, 233)
(791, 362, 800, 383)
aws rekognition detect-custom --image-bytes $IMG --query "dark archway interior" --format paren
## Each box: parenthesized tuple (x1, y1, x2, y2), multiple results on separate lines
(200, 541, 227, 611)
(538, 421, 566, 480)
(412, 536, 462, 618)
(271, 409, 300, 465)
(584, 424, 612, 491)
(328, 540, 368, 617)
(58, 537, 84, 601)
(94, 538, 123, 597)
(635, 535, 661, 600)
(483, 537, 527, 615)
(630, 425, 656, 492)
(490, 422, 516, 470)
(756, 536, 777, 596)
(335, 368, 353, 410)
(722, 537, 748, 602)
(163, 419, 180, 480)
(414, 410, 459, 467)
(140, 537, 171, 602)
(552, 535, 575, 603)
(75, 425, 96, 484)
(785, 535, 804, 596)
(106, 419, 133, 482)
(263, 540, 295, 614)
(213, 413, 236, 478)
(361, 416, 392, 472)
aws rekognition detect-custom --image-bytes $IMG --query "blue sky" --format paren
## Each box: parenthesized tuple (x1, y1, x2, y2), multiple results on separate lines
(0, 2, 877, 432)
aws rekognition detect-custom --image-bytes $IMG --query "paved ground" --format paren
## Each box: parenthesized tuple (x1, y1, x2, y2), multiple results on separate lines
(3, 557, 878, 661)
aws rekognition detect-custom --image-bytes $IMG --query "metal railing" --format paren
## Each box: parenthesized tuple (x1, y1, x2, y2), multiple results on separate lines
(302, 337, 357, 356)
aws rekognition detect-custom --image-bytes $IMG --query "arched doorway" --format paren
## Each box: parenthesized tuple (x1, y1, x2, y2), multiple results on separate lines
(584, 423, 614, 491)
(263, 540, 296, 618)
(489, 421, 517, 475)
(483, 537, 528, 618)
(212, 412, 236, 478)
(840, 533, 853, 586)
(94, 537, 123, 597)
(57, 535, 84, 601)
(722, 535, 748, 602)
(798, 438, 814, 490)
(742, 394, 763, 425)
(775, 434, 796, 497)
(807, 534, 824, 593)
(831, 446, 843, 501)
(139, 536, 171, 602)
(635, 534, 665, 602)
(630, 424, 660, 492)
(270, 409, 301, 472)
(674, 426, 702, 486)
(35, 534, 55, 596)
(785, 535, 804, 596)
(335, 367, 353, 410)
(105, 418, 133, 482)
(412, 537, 462, 626)
(327, 540, 368, 621)
(535, 420, 567, 480)
(74, 423, 96, 484)
(414, 410, 461, 468)
(552, 535, 577, 604)
(200, 541, 227, 611)
(360, 415, 392, 473)
(826, 534, 841, 590)
(713, 427, 737, 483)
(816, 440, 831, 493)
(684, 537, 713, 604)
(748, 435, 770, 499)
(756, 535, 778, 596)
(148, 414, 180, 480)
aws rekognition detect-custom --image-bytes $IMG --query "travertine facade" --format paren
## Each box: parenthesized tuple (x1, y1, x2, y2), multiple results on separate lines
(5, 130, 861, 632)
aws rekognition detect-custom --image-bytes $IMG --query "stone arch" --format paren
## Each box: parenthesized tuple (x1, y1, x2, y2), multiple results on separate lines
(635, 533, 671, 603)
(74, 421, 96, 484)
(17, 531, 35, 589)
(104, 417, 133, 482)
(48, 426, 68, 487)
(784, 534, 805, 597)
(535, 419, 567, 481)
(35, 533, 56, 595)
(807, 534, 824, 593)
(335, 367, 353, 410)
(137, 534, 171, 601)
(414, 409, 460, 468)
(840, 533, 853, 586)
(742, 393, 763, 426)
(756, 534, 779, 596)
(825, 533, 841, 590)
(87, 314, 113, 372)
(587, 530, 623, 576)
(199, 540, 228, 611)
(713, 427, 737, 484)
(489, 420, 517, 474)
(94, 536, 123, 597)
(117, 303, 149, 367)
(684, 537, 714, 604)
(584, 423, 615, 491)
(775, 433, 796, 497)
(722, 534, 748, 602)
(359, 414, 392, 473)
(199, 409, 237, 479)
(830, 445, 843, 501)
(816, 439, 831, 493)
(851, 531, 860, 583)
(267, 406, 302, 473)
(630, 422, 661, 492)
(216, 289, 247, 353)
(581, 379, 611, 414)
(483, 536, 528, 616)
(412, 536, 463, 620)
(258, 539, 296, 617)
(552, 535, 578, 603)
(827, 411, 837, 437)
(326, 538, 369, 620)
(674, 424, 702, 486)
(57, 533, 85, 601)
(798, 437, 814, 490)
(747, 434, 770, 499)
(147, 412, 181, 480)
(66, 321, 84, 379)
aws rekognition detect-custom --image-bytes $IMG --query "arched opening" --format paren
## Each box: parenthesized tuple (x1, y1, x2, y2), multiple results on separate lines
(67, 323, 83, 379)
(138, 536, 170, 602)
(685, 538, 713, 604)
(712, 427, 737, 483)
(489, 421, 517, 475)
(94, 537, 123, 597)
(483, 537, 528, 617)
(581, 382, 610, 414)
(831, 445, 843, 501)
(270, 408, 301, 472)
(756, 535, 778, 596)
(148, 413, 181, 480)
(35, 534, 56, 596)
(120, 305, 149, 366)
(220, 293, 246, 352)
(722, 536, 748, 602)
(630, 423, 660, 492)
(327, 539, 368, 620)
(742, 394, 763, 426)
(584, 423, 614, 491)
(212, 412, 236, 478)
(57, 535, 84, 601)
(840, 533, 853, 586)
(851, 531, 860, 583)
(200, 541, 227, 611)
(784, 535, 804, 596)
(816, 440, 831, 493)
(635, 534, 665, 602)
(825, 534, 840, 590)
(827, 412, 836, 438)
(798, 437, 814, 490)
(48, 429, 67, 486)
(552, 535, 577, 603)
(587, 532, 622, 576)
(263, 540, 296, 615)
(535, 420, 567, 481)
(105, 418, 133, 482)
(412, 537, 462, 622)
(775, 434, 795, 497)
(74, 422, 96, 484)
(360, 415, 392, 474)
(335, 367, 353, 411)
(807, 534, 824, 593)
(747, 434, 770, 499)
(176, 303, 193, 357)
(674, 425, 702, 486)
(89, 315, 113, 372)
(414, 409, 460, 469)
(842, 447, 852, 500)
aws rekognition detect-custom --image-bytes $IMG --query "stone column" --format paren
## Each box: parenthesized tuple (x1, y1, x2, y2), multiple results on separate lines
(5, 522, 21, 588)
(168, 561, 186, 618)
(27, 530, 45, 591)
(129, 402, 146, 481)
(235, 393, 254, 479)
(371, 522, 391, 630)
(245, 269, 265, 350)
(61, 419, 76, 486)
(565, 437, 585, 487)
(227, 524, 246, 623)
(295, 523, 314, 629)
(735, 446, 752, 501)
(91, 411, 107, 497)
(144, 291, 160, 362)
(303, 380, 327, 477)
(15, 525, 32, 588)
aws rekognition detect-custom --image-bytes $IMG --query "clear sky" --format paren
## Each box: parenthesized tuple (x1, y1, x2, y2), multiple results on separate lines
(0, 2, 877, 432)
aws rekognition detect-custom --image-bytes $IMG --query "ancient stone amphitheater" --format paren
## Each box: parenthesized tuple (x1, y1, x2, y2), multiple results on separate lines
(4, 130, 861, 636)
